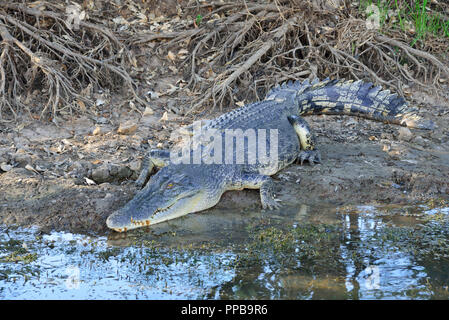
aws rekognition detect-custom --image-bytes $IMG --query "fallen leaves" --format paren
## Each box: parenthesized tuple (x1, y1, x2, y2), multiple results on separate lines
(143, 106, 154, 116)
(92, 126, 102, 136)
(117, 120, 138, 135)
(84, 177, 96, 185)
(167, 51, 176, 62)
(160, 111, 169, 121)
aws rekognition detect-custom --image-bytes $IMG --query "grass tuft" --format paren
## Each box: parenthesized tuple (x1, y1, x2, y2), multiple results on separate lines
(360, 0, 449, 45)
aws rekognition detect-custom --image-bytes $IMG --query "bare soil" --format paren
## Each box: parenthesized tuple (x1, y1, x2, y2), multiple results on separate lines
(0, 86, 448, 235)
(1, 0, 448, 235)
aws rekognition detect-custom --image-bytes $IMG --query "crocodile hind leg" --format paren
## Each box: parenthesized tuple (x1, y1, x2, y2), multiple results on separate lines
(287, 115, 321, 165)
(135, 149, 171, 188)
(228, 172, 281, 210)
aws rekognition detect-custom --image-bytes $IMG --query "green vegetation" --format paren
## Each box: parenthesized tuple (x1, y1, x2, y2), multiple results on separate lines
(195, 14, 203, 26)
(0, 239, 38, 264)
(234, 223, 343, 274)
(361, 0, 449, 44)
(0, 252, 37, 264)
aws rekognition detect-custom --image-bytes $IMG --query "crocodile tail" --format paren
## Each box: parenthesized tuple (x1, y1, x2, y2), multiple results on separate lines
(292, 78, 434, 130)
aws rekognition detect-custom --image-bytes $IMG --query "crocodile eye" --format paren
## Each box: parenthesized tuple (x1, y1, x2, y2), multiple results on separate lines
(167, 183, 174, 189)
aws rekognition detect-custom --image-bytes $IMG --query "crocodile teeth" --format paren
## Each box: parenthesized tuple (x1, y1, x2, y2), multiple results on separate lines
(130, 219, 150, 226)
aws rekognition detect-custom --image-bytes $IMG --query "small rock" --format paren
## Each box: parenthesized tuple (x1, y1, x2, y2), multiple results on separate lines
(109, 164, 119, 177)
(128, 160, 141, 180)
(0, 153, 11, 165)
(68, 160, 92, 178)
(91, 164, 111, 184)
(397, 127, 413, 141)
(0, 163, 12, 172)
(116, 165, 132, 180)
(12, 152, 31, 168)
(94, 193, 114, 212)
(117, 120, 138, 135)
(414, 135, 428, 147)
(91, 163, 132, 183)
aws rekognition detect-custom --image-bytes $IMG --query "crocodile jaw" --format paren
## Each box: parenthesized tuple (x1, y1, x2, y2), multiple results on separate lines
(106, 191, 209, 232)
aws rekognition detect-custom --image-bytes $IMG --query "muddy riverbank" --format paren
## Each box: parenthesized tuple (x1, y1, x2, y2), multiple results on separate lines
(0, 87, 448, 235)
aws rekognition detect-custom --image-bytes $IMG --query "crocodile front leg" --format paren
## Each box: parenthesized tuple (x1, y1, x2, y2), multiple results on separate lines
(287, 115, 321, 165)
(135, 149, 171, 188)
(228, 172, 281, 210)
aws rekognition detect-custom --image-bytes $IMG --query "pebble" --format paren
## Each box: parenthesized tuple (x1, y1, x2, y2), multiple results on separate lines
(414, 136, 428, 147)
(397, 127, 413, 141)
(13, 152, 31, 168)
(91, 164, 111, 183)
(91, 162, 133, 184)
(0, 163, 12, 172)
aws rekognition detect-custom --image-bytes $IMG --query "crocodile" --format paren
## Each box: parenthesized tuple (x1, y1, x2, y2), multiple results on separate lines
(106, 78, 434, 232)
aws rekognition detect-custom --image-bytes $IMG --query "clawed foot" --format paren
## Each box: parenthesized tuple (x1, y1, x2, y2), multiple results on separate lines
(296, 150, 321, 166)
(260, 187, 282, 210)
(261, 197, 282, 210)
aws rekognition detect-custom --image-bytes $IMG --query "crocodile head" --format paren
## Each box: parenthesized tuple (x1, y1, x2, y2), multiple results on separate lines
(106, 165, 220, 232)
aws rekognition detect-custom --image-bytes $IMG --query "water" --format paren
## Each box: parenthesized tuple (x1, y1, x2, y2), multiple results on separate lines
(1, 203, 449, 299)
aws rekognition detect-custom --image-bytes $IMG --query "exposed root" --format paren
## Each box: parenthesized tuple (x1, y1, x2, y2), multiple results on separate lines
(1, 0, 448, 121)
(0, 2, 144, 121)
(147, 0, 449, 114)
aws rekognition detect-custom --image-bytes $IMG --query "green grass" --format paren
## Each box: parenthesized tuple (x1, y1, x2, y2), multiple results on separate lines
(360, 0, 449, 45)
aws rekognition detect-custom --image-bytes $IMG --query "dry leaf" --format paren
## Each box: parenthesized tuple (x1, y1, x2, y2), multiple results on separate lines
(160, 111, 169, 121)
(92, 126, 102, 135)
(113, 16, 128, 25)
(167, 51, 176, 62)
(236, 101, 245, 107)
(28, 1, 45, 9)
(25, 164, 39, 174)
(143, 106, 154, 116)
(77, 99, 86, 112)
(85, 177, 96, 185)
(168, 65, 178, 73)
(35, 165, 45, 172)
(117, 120, 138, 135)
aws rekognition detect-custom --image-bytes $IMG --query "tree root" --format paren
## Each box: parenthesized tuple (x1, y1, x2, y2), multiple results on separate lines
(1, 0, 448, 121)
(0, 2, 144, 121)
(152, 0, 449, 114)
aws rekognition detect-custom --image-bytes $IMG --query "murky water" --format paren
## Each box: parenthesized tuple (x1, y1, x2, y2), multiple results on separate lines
(1, 203, 449, 299)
